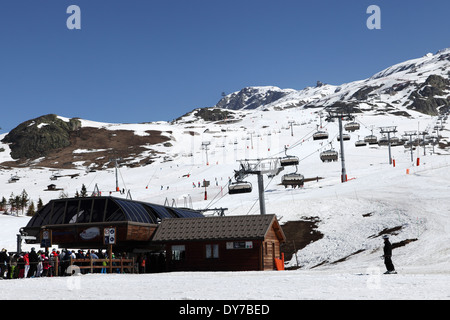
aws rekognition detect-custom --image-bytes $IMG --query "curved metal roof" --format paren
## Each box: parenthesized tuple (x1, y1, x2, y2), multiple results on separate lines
(25, 196, 204, 229)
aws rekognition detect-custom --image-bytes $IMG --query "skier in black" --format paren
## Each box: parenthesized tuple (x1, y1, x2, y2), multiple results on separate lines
(28, 247, 39, 278)
(0, 248, 8, 279)
(383, 235, 396, 274)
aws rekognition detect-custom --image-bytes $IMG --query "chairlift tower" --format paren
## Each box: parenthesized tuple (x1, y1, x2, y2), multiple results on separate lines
(418, 131, 428, 156)
(326, 109, 354, 182)
(288, 120, 295, 137)
(403, 131, 417, 163)
(109, 157, 123, 192)
(232, 158, 282, 215)
(201, 141, 211, 165)
(379, 126, 397, 165)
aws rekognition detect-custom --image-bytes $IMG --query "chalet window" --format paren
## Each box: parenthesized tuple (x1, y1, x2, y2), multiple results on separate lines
(171, 245, 185, 261)
(206, 244, 219, 259)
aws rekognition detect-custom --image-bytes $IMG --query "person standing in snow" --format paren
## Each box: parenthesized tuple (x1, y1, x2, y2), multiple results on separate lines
(383, 235, 396, 274)
(0, 249, 8, 279)
(27, 247, 39, 278)
(23, 252, 30, 278)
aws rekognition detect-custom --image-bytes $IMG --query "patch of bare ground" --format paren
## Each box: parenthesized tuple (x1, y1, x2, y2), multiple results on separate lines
(1, 127, 171, 170)
(280, 218, 323, 268)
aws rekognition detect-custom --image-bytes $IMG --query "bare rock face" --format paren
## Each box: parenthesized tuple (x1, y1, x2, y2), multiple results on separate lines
(215, 86, 294, 110)
(1, 114, 81, 160)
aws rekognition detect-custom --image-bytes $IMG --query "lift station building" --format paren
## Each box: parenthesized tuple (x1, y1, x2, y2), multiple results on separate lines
(21, 196, 286, 272)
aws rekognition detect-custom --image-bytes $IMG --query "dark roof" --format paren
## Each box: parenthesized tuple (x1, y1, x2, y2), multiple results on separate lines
(152, 214, 285, 242)
(24, 196, 204, 229)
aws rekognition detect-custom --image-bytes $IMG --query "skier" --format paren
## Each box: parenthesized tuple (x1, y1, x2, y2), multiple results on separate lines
(28, 247, 39, 278)
(382, 235, 396, 274)
(0, 248, 8, 279)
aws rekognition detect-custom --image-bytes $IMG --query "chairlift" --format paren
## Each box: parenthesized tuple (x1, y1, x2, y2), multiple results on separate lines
(337, 134, 350, 141)
(228, 181, 253, 195)
(313, 131, 329, 140)
(280, 146, 299, 167)
(390, 136, 401, 146)
(320, 147, 338, 162)
(355, 139, 367, 147)
(344, 121, 360, 132)
(281, 173, 304, 188)
(364, 135, 378, 145)
(378, 136, 389, 146)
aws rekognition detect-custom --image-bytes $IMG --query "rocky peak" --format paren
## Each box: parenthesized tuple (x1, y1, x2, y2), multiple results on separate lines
(215, 86, 295, 110)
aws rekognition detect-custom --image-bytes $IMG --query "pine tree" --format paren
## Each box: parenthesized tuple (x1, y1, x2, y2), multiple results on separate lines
(14, 195, 21, 216)
(8, 193, 16, 215)
(37, 197, 44, 211)
(0, 196, 6, 212)
(20, 189, 29, 215)
(80, 184, 88, 197)
(27, 201, 36, 216)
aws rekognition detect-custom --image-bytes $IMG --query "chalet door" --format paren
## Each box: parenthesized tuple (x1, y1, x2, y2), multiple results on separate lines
(264, 242, 275, 270)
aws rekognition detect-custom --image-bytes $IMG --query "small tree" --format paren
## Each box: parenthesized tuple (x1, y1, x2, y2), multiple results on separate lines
(8, 193, 16, 215)
(27, 201, 36, 216)
(37, 197, 44, 211)
(20, 189, 29, 215)
(80, 184, 88, 197)
(14, 195, 21, 216)
(0, 196, 6, 212)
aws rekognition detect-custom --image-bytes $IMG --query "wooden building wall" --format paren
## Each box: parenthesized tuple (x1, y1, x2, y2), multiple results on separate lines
(164, 222, 284, 272)
(165, 240, 264, 272)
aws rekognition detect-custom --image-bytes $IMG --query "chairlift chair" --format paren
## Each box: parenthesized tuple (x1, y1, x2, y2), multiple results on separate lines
(336, 134, 351, 141)
(378, 136, 389, 146)
(320, 148, 339, 162)
(281, 173, 304, 188)
(390, 136, 401, 146)
(344, 121, 360, 132)
(313, 131, 329, 140)
(280, 146, 299, 167)
(228, 181, 253, 195)
(355, 140, 367, 147)
(364, 134, 378, 145)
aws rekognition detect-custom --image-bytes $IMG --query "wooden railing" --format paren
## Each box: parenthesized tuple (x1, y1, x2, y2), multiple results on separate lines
(69, 257, 135, 274)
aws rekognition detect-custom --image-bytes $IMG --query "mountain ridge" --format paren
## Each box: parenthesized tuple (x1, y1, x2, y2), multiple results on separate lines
(214, 48, 450, 115)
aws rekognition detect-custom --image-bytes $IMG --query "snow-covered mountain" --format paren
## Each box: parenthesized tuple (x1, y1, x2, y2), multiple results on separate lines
(215, 86, 296, 110)
(215, 48, 450, 116)
(1, 49, 450, 286)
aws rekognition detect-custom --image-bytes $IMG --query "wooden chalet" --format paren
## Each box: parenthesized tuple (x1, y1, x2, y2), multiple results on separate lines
(152, 214, 286, 272)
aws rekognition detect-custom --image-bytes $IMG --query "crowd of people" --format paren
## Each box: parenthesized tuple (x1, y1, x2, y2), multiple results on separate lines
(0, 247, 138, 279)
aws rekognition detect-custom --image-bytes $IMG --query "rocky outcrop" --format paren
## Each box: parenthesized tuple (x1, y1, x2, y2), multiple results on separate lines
(1, 114, 81, 160)
(407, 75, 450, 115)
(215, 86, 294, 110)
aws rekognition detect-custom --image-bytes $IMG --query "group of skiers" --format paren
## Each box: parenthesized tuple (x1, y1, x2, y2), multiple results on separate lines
(0, 247, 58, 279)
(0, 247, 126, 279)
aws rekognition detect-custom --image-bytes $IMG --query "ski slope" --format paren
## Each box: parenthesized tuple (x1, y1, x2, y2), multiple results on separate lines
(1, 103, 450, 299)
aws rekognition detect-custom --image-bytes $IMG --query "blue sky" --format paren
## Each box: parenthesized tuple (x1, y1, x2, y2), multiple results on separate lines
(1, 0, 449, 133)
